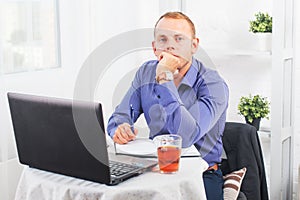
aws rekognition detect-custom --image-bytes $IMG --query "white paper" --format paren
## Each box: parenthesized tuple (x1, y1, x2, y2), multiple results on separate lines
(115, 138, 200, 157)
(116, 138, 157, 156)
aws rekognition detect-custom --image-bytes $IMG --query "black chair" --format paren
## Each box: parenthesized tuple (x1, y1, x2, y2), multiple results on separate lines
(221, 122, 269, 200)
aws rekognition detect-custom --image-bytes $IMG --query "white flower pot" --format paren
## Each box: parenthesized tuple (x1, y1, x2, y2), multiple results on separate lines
(255, 32, 272, 52)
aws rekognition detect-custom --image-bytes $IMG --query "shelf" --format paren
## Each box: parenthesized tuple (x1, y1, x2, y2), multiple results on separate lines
(204, 48, 272, 56)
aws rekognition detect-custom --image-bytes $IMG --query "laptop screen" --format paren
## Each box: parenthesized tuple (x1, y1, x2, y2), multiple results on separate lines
(7, 92, 111, 183)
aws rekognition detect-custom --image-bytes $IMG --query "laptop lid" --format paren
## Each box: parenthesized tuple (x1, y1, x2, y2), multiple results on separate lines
(7, 92, 156, 185)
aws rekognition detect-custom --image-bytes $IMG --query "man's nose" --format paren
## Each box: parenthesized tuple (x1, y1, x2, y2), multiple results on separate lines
(166, 46, 175, 51)
(166, 39, 176, 52)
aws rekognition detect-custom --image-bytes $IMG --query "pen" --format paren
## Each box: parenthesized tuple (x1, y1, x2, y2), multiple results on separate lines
(130, 104, 134, 133)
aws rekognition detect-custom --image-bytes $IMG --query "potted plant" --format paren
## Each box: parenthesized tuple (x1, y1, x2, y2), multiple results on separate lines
(249, 12, 272, 51)
(238, 94, 270, 130)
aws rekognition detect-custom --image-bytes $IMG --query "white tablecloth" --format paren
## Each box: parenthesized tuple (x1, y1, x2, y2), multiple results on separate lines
(15, 158, 208, 200)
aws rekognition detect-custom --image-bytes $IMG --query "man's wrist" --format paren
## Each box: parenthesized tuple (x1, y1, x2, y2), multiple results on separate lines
(156, 71, 173, 83)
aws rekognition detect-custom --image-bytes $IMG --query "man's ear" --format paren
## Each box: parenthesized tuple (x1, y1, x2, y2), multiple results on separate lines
(191, 38, 199, 54)
(152, 41, 159, 57)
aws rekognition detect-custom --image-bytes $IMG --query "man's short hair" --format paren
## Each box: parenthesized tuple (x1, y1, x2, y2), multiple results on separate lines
(154, 11, 196, 38)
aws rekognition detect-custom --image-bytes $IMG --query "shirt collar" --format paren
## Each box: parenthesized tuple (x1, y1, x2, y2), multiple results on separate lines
(180, 57, 199, 88)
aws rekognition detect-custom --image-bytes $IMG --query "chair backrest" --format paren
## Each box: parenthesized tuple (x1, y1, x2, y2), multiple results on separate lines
(221, 122, 269, 200)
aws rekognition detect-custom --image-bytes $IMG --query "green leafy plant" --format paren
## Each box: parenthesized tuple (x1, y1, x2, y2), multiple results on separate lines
(238, 94, 270, 123)
(249, 12, 272, 33)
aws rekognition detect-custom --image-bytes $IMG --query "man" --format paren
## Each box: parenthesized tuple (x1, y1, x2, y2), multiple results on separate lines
(107, 11, 229, 200)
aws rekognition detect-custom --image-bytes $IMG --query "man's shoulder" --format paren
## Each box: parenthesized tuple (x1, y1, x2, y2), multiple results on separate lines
(192, 58, 228, 90)
(137, 60, 158, 73)
(132, 60, 158, 84)
(192, 59, 222, 79)
(192, 58, 214, 73)
(140, 60, 158, 68)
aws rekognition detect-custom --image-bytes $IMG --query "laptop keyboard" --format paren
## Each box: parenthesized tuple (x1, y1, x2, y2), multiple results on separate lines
(109, 160, 140, 177)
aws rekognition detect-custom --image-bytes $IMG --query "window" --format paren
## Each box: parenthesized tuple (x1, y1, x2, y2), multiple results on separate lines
(0, 0, 60, 74)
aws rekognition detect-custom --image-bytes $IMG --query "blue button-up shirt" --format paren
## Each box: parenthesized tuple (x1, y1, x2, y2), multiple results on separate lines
(107, 57, 229, 166)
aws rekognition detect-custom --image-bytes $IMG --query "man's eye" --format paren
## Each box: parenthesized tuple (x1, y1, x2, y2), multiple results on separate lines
(176, 36, 184, 42)
(159, 38, 167, 42)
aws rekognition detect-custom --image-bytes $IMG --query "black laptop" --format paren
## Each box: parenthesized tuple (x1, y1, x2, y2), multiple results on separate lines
(7, 92, 157, 185)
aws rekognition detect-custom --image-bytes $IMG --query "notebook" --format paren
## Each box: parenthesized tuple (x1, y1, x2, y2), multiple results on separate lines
(7, 92, 157, 185)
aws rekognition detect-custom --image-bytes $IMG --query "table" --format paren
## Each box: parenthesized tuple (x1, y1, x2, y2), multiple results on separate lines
(15, 157, 208, 200)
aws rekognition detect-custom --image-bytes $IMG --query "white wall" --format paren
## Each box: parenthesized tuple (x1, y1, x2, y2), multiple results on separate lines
(1, 0, 299, 199)
(0, 0, 160, 199)
(0, 0, 93, 198)
(293, 0, 300, 197)
(184, 0, 273, 130)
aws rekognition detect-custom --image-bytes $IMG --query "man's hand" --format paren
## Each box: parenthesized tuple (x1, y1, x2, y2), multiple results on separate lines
(156, 52, 180, 76)
(113, 123, 138, 144)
